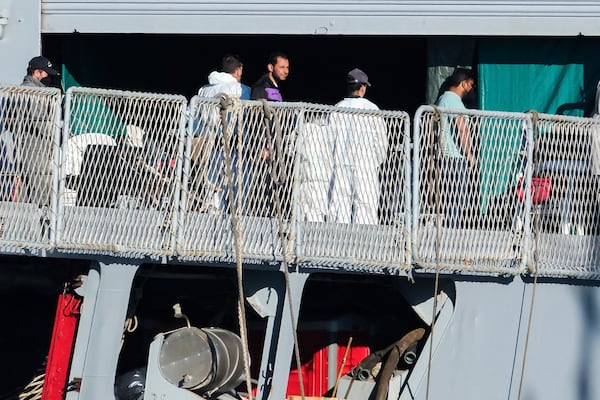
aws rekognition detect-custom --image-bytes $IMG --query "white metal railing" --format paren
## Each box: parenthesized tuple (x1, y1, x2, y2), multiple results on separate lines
(179, 97, 411, 271)
(413, 106, 600, 278)
(0, 85, 598, 279)
(413, 106, 534, 275)
(56, 87, 187, 256)
(532, 113, 600, 278)
(0, 85, 62, 252)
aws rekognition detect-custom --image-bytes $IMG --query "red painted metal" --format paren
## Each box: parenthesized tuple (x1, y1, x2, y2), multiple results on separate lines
(41, 292, 82, 400)
(286, 331, 370, 398)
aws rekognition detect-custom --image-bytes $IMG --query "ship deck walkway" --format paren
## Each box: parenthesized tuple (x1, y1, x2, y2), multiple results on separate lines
(0, 85, 598, 279)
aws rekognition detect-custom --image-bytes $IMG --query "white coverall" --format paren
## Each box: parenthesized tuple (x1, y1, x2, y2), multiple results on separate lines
(297, 120, 335, 222)
(329, 97, 388, 224)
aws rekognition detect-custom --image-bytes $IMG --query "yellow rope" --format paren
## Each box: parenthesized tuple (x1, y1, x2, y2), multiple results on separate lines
(425, 106, 444, 400)
(18, 373, 45, 400)
(517, 111, 542, 399)
(220, 94, 254, 400)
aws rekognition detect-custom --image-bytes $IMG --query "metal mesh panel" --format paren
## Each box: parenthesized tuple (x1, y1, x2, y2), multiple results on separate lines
(57, 87, 186, 256)
(180, 98, 411, 270)
(532, 113, 600, 278)
(295, 105, 410, 269)
(1, 84, 596, 278)
(0, 85, 62, 251)
(413, 106, 533, 275)
(180, 97, 285, 261)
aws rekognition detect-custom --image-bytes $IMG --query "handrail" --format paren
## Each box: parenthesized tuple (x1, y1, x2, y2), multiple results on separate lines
(0, 86, 598, 279)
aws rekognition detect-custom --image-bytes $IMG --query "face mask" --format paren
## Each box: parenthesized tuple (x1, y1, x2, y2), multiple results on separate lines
(41, 76, 52, 86)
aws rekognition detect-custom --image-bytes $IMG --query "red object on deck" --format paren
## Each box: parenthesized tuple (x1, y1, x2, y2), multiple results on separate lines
(516, 176, 552, 204)
(286, 332, 370, 398)
(42, 293, 81, 400)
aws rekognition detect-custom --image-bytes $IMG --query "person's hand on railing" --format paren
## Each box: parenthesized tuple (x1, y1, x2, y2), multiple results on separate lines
(260, 148, 271, 160)
(467, 154, 477, 171)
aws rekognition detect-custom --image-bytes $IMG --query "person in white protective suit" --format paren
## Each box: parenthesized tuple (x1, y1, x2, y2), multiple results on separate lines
(297, 119, 336, 222)
(329, 68, 388, 224)
(195, 54, 251, 213)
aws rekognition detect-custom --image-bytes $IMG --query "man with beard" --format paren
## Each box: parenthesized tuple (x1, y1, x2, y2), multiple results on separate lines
(248, 52, 291, 216)
(251, 51, 289, 102)
(435, 67, 477, 227)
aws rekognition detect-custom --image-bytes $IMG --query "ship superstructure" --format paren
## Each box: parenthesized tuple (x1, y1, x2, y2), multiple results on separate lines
(0, 84, 598, 399)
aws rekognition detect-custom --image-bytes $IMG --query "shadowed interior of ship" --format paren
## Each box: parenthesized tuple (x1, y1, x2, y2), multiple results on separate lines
(0, 257, 427, 399)
(42, 34, 428, 115)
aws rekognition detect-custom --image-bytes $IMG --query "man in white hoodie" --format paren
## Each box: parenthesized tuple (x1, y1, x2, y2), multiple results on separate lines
(198, 54, 250, 99)
(195, 54, 251, 214)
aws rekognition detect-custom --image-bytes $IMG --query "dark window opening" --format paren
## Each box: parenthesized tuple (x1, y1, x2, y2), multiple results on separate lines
(42, 34, 427, 115)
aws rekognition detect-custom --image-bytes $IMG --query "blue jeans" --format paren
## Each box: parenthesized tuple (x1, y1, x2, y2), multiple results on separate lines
(440, 158, 469, 228)
(207, 150, 250, 213)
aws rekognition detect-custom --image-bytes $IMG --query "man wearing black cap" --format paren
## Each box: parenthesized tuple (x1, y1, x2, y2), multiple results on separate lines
(16, 56, 59, 205)
(21, 56, 58, 87)
(336, 68, 378, 110)
(329, 68, 388, 224)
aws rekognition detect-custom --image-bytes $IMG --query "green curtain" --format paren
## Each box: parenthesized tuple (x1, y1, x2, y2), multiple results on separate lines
(477, 38, 586, 213)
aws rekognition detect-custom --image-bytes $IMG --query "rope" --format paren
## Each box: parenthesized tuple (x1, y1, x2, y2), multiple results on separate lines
(17, 373, 45, 400)
(332, 336, 353, 397)
(220, 94, 254, 400)
(517, 110, 542, 399)
(260, 99, 306, 400)
(425, 105, 444, 400)
(125, 315, 138, 332)
(517, 227, 540, 400)
(120, 315, 138, 352)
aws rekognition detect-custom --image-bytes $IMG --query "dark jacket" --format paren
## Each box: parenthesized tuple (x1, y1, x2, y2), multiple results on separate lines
(251, 74, 282, 101)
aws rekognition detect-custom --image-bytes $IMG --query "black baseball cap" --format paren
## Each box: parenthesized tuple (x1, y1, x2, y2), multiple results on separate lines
(28, 56, 58, 76)
(347, 68, 371, 87)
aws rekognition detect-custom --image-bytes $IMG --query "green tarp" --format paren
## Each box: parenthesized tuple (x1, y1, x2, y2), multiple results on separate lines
(479, 38, 585, 116)
(62, 65, 126, 137)
(477, 38, 589, 212)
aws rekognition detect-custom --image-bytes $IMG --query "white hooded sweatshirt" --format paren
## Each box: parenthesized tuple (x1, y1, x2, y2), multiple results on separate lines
(198, 71, 242, 98)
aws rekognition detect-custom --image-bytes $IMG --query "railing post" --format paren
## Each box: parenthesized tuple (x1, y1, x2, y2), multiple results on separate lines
(55, 88, 73, 248)
(169, 100, 188, 256)
(177, 98, 197, 256)
(290, 106, 306, 263)
(521, 115, 535, 273)
(403, 112, 413, 266)
(49, 92, 63, 251)
(411, 106, 428, 265)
